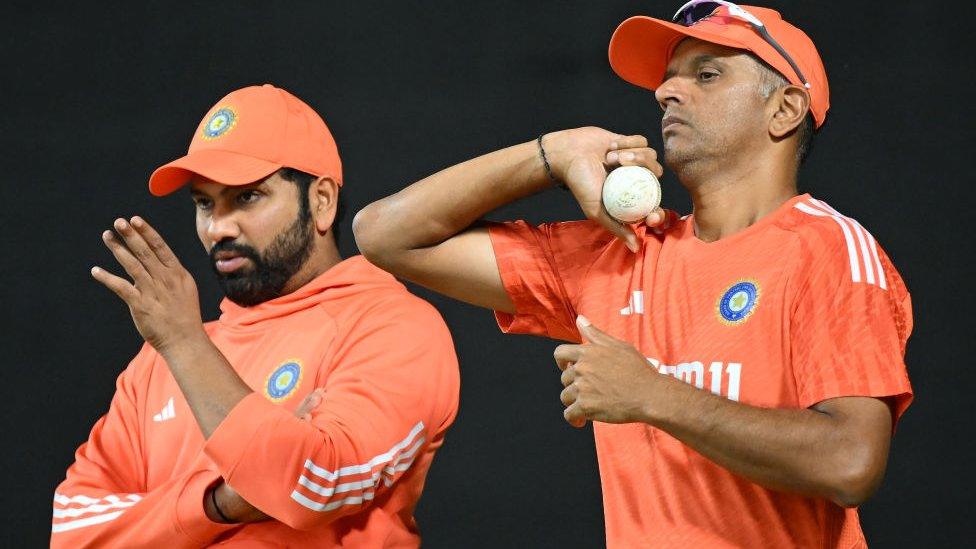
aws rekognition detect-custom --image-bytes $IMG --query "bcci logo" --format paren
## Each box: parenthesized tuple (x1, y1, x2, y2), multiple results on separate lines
(201, 106, 237, 140)
(265, 360, 303, 402)
(717, 280, 760, 325)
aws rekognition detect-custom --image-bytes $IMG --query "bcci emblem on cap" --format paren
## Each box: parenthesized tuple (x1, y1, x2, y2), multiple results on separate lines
(718, 280, 760, 325)
(201, 106, 237, 140)
(265, 360, 303, 402)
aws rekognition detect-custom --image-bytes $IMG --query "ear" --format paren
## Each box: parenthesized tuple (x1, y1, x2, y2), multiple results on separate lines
(307, 176, 340, 234)
(769, 85, 810, 138)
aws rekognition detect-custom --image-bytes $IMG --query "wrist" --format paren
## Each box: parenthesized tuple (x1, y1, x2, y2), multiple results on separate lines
(204, 484, 235, 524)
(634, 370, 678, 426)
(536, 133, 564, 189)
(157, 328, 212, 364)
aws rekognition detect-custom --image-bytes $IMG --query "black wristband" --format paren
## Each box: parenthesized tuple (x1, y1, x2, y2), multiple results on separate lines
(537, 134, 566, 189)
(210, 486, 235, 524)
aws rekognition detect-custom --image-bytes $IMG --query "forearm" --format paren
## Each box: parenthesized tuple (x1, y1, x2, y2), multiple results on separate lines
(642, 376, 885, 507)
(159, 332, 252, 439)
(354, 139, 551, 260)
(52, 469, 235, 547)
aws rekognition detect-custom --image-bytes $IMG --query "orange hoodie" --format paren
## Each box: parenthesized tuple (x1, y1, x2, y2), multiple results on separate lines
(52, 256, 460, 547)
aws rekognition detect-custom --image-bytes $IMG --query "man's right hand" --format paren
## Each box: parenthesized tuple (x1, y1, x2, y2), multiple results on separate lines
(542, 128, 668, 252)
(205, 389, 326, 524)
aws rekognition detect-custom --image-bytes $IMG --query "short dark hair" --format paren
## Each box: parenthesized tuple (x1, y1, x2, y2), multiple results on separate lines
(751, 55, 817, 164)
(279, 167, 346, 242)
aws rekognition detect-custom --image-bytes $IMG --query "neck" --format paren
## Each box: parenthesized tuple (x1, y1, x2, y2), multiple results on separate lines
(682, 156, 797, 243)
(281, 236, 343, 294)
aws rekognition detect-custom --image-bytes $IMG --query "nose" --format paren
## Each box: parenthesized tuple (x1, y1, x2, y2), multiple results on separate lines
(204, 208, 242, 245)
(655, 75, 684, 111)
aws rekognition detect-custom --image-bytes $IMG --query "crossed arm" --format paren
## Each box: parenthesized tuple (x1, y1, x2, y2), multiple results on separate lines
(354, 127, 895, 507)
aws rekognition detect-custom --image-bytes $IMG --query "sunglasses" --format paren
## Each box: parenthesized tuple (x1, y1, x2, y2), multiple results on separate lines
(672, 0, 811, 89)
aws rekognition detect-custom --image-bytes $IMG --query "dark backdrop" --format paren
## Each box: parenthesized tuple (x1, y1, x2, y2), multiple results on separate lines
(1, 1, 971, 546)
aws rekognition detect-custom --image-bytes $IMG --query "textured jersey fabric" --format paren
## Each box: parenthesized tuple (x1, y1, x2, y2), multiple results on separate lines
(52, 256, 460, 548)
(488, 193, 912, 548)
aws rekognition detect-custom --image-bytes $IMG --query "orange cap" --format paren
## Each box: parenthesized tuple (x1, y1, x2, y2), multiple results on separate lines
(609, 5, 829, 127)
(148, 84, 342, 196)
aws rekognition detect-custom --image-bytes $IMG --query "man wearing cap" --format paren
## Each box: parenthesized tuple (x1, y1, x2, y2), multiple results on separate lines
(51, 85, 460, 547)
(355, 2, 912, 547)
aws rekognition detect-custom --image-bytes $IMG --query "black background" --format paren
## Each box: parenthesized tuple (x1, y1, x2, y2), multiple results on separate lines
(2, 1, 971, 546)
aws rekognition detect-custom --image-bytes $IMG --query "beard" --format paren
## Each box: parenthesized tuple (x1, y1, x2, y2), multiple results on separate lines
(209, 212, 315, 307)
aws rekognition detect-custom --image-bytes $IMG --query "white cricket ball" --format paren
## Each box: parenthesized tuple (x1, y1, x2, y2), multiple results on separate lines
(601, 166, 661, 223)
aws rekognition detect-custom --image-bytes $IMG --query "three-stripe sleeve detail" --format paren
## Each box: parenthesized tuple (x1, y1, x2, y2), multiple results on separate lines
(794, 198, 887, 289)
(51, 493, 142, 533)
(290, 421, 426, 512)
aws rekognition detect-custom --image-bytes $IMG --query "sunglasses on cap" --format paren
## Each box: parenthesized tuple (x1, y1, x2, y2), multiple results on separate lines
(672, 0, 811, 89)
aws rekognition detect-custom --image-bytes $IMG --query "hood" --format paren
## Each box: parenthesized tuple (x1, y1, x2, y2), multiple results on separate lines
(216, 255, 402, 327)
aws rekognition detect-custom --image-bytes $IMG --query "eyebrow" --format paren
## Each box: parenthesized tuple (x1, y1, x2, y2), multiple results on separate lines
(189, 181, 263, 199)
(663, 54, 725, 81)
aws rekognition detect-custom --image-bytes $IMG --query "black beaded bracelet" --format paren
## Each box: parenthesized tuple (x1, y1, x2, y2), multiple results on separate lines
(211, 487, 234, 523)
(537, 134, 566, 189)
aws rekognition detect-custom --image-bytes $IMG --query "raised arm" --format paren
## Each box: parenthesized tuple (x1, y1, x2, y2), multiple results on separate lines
(352, 128, 666, 313)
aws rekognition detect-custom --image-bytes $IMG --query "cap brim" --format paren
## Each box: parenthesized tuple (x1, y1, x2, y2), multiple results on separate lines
(148, 149, 282, 196)
(609, 16, 753, 92)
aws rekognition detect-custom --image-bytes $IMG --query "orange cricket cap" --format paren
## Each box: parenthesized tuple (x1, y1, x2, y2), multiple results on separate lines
(148, 84, 342, 196)
(609, 4, 829, 127)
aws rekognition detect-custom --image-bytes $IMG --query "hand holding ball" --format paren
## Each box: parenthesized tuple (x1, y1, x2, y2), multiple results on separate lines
(601, 166, 662, 223)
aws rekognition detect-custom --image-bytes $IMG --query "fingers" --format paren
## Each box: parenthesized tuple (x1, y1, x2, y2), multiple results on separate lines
(130, 216, 180, 267)
(605, 147, 664, 178)
(560, 364, 576, 387)
(609, 134, 649, 151)
(596, 213, 640, 253)
(575, 315, 614, 345)
(112, 218, 162, 278)
(91, 266, 139, 302)
(553, 344, 583, 371)
(102, 229, 152, 289)
(645, 208, 678, 232)
(563, 402, 587, 428)
(295, 388, 325, 420)
(559, 383, 577, 406)
(560, 381, 587, 428)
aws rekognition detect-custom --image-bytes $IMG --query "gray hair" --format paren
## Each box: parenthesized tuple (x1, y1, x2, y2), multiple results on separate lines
(750, 55, 816, 164)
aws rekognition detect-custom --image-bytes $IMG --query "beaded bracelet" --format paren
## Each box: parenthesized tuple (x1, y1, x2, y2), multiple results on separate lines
(537, 134, 566, 189)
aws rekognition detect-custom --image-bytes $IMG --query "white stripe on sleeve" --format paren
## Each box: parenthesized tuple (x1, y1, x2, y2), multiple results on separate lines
(291, 421, 426, 512)
(794, 201, 862, 283)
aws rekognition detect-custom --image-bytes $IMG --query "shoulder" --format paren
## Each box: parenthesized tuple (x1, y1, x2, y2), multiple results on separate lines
(330, 277, 451, 338)
(780, 196, 896, 291)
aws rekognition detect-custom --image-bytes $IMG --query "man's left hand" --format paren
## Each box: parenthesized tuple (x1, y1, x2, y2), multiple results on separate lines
(92, 216, 204, 354)
(554, 315, 662, 427)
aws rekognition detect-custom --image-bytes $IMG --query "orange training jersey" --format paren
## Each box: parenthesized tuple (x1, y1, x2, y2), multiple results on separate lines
(488, 194, 913, 548)
(52, 256, 460, 548)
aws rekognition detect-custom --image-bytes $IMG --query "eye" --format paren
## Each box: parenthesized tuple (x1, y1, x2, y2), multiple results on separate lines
(698, 69, 719, 82)
(193, 197, 213, 212)
(236, 189, 262, 204)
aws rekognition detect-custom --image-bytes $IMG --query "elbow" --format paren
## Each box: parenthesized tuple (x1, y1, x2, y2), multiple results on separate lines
(352, 202, 393, 268)
(827, 449, 888, 508)
(281, 512, 325, 532)
(276, 503, 339, 532)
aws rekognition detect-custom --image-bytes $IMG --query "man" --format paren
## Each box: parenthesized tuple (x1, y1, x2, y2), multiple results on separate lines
(354, 3, 912, 547)
(52, 84, 460, 547)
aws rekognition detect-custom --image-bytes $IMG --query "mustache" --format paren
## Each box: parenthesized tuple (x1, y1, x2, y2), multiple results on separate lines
(209, 240, 261, 267)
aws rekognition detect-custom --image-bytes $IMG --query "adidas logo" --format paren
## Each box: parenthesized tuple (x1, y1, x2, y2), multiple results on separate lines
(619, 290, 645, 316)
(152, 397, 175, 422)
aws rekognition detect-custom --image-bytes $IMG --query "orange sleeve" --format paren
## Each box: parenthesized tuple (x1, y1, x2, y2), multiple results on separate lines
(488, 220, 614, 342)
(202, 297, 458, 531)
(790, 233, 914, 424)
(51, 345, 237, 547)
